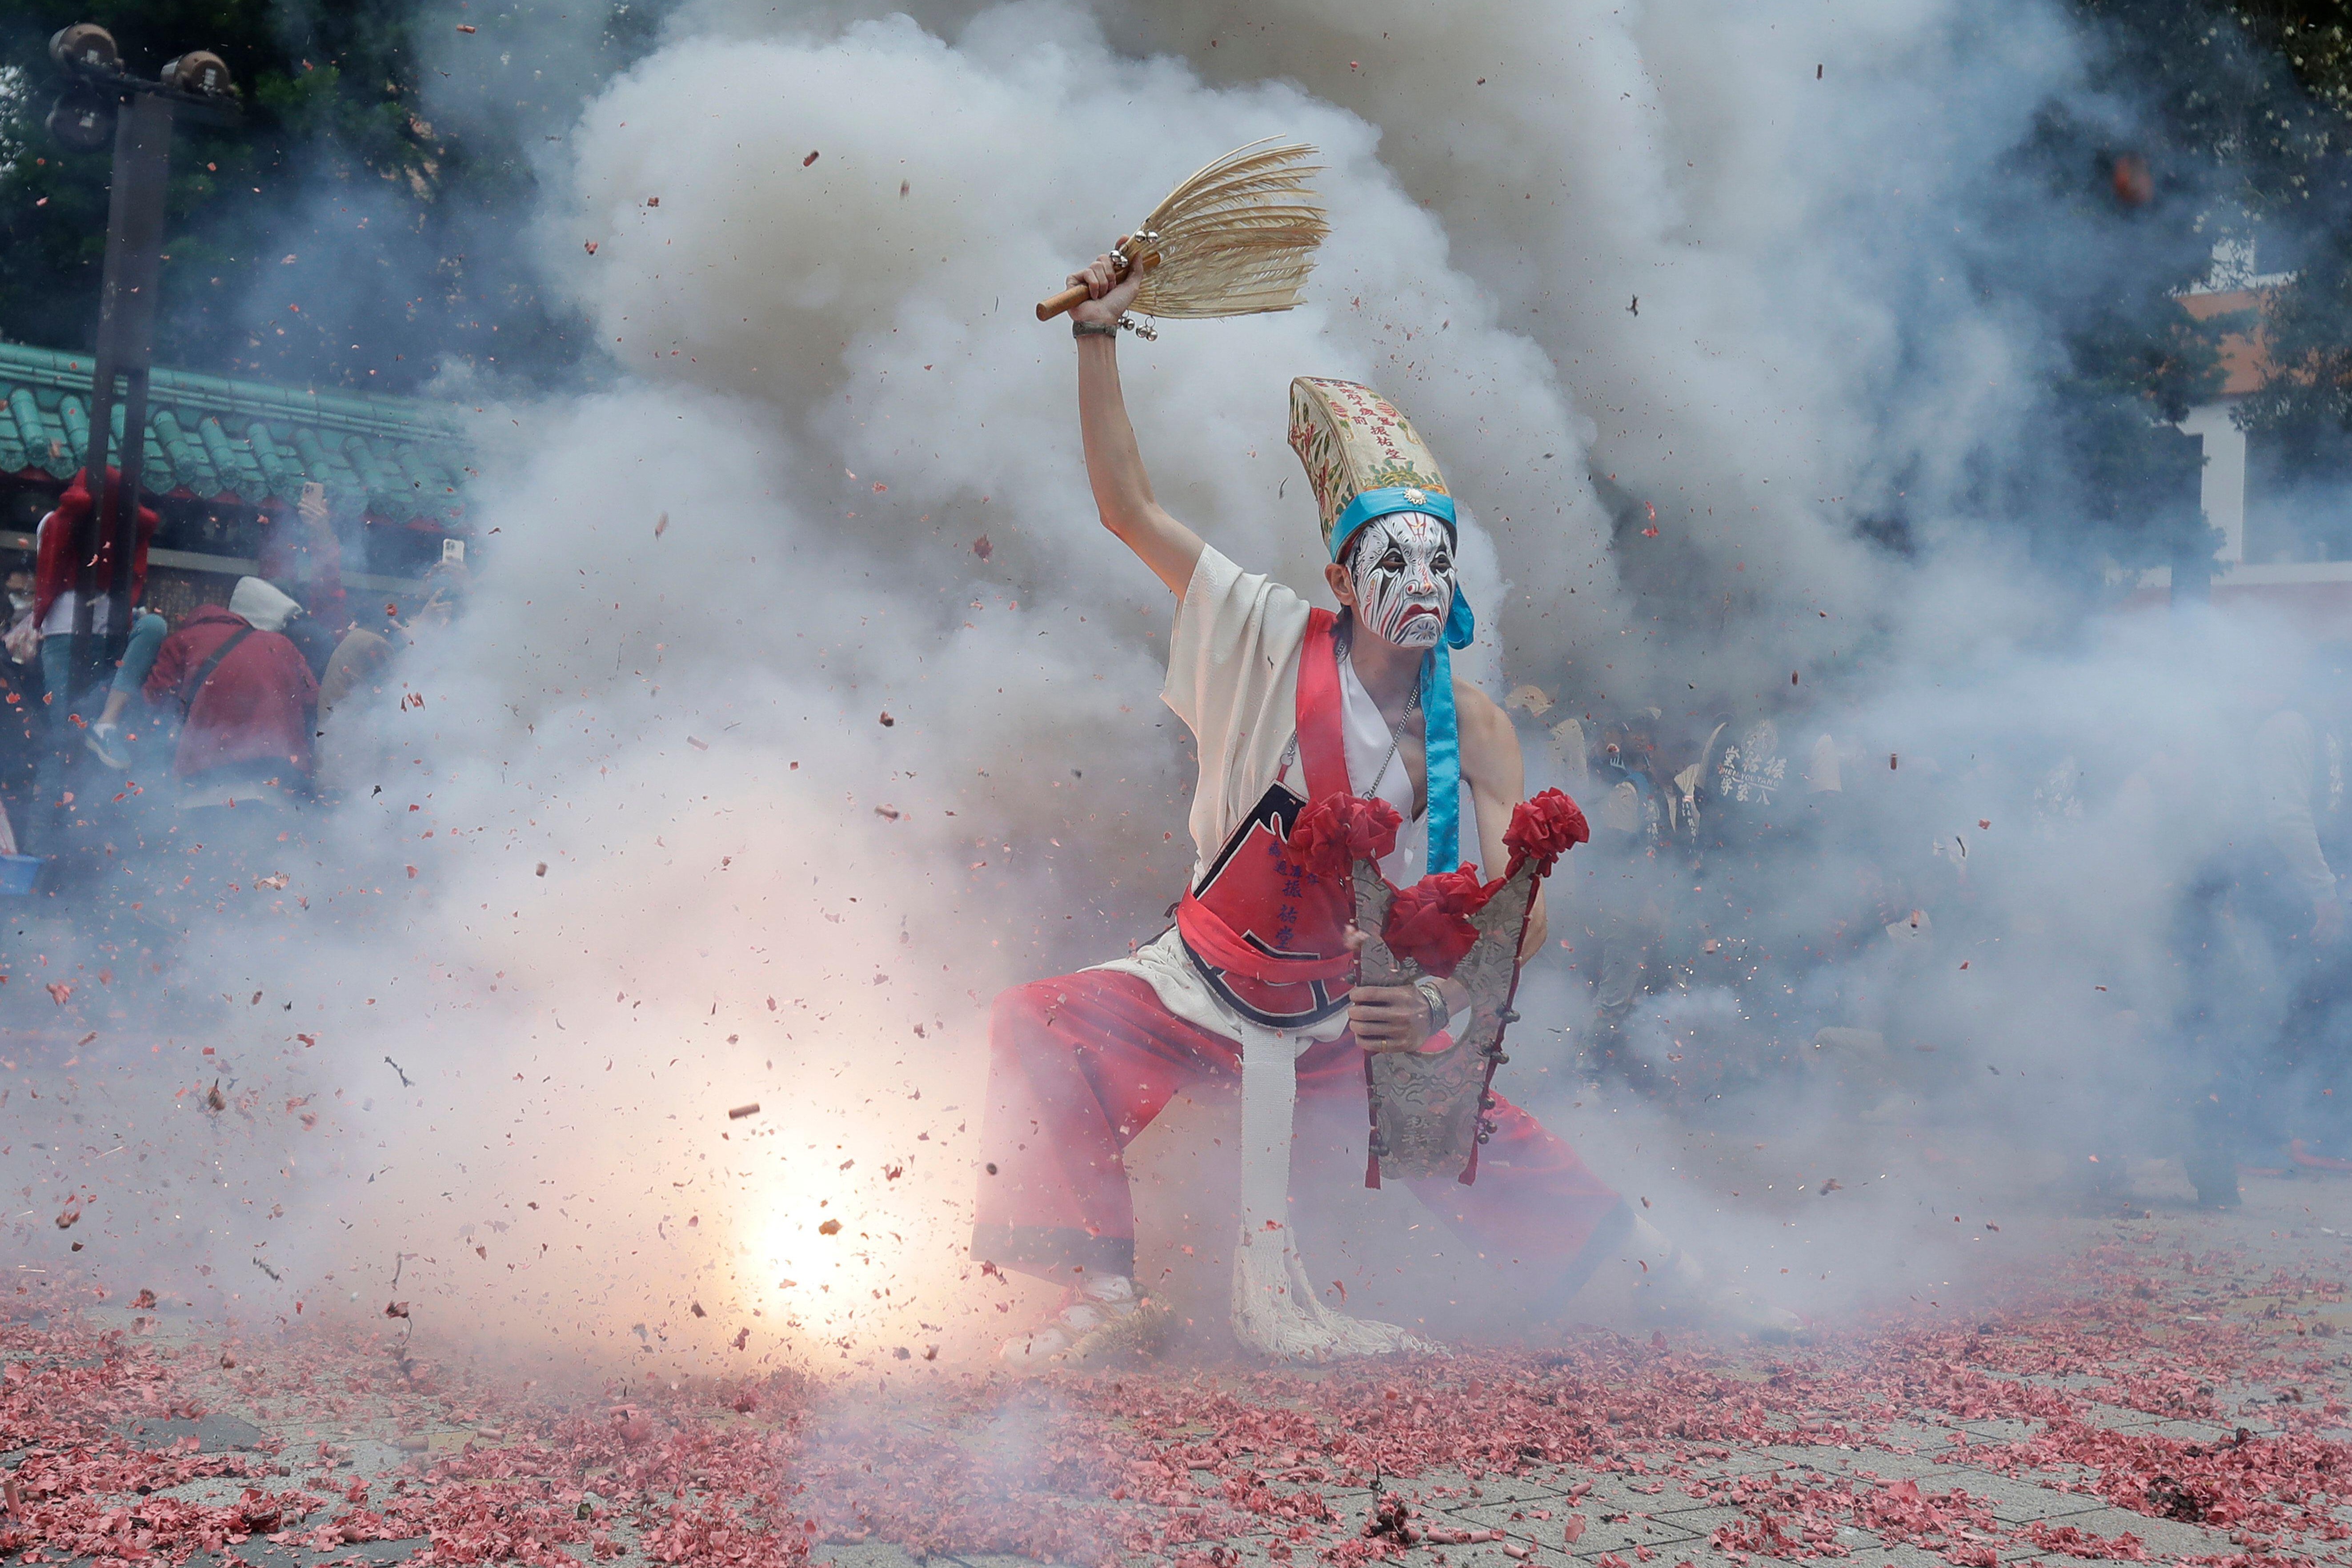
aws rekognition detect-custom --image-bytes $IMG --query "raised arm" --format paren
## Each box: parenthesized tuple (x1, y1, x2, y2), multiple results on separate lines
(1068, 254, 1205, 597)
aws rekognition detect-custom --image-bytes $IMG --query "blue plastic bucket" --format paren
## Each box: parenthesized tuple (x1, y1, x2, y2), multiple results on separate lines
(0, 855, 42, 895)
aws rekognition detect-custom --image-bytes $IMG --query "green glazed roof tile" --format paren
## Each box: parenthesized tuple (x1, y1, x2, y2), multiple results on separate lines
(0, 340, 473, 529)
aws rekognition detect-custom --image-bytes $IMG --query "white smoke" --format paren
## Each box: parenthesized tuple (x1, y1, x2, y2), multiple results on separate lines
(11, 0, 2325, 1363)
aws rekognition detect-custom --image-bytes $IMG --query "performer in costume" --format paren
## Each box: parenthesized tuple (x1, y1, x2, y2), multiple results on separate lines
(975, 255, 1795, 1362)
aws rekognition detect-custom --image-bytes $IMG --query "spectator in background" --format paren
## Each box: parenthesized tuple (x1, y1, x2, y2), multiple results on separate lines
(243, 485, 353, 684)
(312, 623, 391, 800)
(1575, 709, 1679, 1095)
(0, 557, 38, 819)
(80, 600, 172, 768)
(2244, 642, 2352, 1173)
(403, 555, 469, 638)
(263, 577, 342, 679)
(296, 553, 464, 803)
(256, 481, 348, 632)
(144, 577, 317, 810)
(4, 559, 35, 666)
(320, 626, 389, 711)
(27, 467, 159, 852)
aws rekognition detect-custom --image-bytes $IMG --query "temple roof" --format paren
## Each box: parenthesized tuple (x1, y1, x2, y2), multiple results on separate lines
(0, 340, 472, 528)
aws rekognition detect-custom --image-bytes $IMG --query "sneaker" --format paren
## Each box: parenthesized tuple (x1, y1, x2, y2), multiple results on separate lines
(85, 722, 126, 769)
(1061, 1296, 1171, 1366)
(998, 1274, 1164, 1369)
(999, 1321, 1080, 1363)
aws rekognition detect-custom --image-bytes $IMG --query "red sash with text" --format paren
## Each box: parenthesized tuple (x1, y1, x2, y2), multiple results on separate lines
(1175, 609, 1358, 1029)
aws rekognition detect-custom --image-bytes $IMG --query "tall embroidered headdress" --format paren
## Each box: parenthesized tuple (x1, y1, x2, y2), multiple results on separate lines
(1288, 377, 1476, 871)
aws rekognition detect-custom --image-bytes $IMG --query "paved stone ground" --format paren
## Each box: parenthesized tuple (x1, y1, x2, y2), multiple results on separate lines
(12, 1163, 2352, 1567)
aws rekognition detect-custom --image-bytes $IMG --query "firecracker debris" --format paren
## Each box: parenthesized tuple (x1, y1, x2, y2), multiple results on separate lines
(6, 1185, 2352, 1568)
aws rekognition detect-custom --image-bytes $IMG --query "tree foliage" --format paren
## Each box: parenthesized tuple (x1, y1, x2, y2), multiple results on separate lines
(1995, 0, 2352, 575)
(0, 0, 660, 393)
(0, 0, 2340, 586)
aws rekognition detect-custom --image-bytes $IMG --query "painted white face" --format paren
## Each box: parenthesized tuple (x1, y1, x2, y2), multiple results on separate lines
(1346, 511, 1455, 650)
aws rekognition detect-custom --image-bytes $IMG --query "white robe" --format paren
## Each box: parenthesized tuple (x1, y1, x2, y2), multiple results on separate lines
(1092, 544, 1462, 1359)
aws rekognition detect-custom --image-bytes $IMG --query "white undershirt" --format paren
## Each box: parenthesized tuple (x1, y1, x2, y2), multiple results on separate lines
(39, 590, 115, 638)
(1338, 655, 1426, 885)
(33, 511, 115, 636)
(1336, 653, 1481, 885)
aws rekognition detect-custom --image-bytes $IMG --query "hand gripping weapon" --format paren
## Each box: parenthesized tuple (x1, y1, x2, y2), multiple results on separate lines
(1291, 789, 1590, 1187)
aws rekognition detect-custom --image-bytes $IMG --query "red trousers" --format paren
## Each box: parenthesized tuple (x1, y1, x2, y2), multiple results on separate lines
(973, 970, 1631, 1311)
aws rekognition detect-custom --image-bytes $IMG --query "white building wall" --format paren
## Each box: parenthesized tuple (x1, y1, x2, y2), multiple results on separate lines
(2179, 401, 2247, 565)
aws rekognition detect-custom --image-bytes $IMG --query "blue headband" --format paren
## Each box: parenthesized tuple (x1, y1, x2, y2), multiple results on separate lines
(1329, 487, 1458, 563)
(1331, 487, 1478, 871)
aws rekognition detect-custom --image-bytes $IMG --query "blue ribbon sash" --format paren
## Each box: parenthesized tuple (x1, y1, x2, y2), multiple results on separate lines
(1421, 590, 1476, 873)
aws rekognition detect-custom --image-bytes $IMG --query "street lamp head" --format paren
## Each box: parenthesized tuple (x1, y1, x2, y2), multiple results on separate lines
(48, 23, 119, 77)
(160, 52, 234, 99)
(45, 80, 115, 153)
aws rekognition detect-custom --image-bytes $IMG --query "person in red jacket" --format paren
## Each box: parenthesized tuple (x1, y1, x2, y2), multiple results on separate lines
(143, 577, 318, 805)
(24, 466, 161, 850)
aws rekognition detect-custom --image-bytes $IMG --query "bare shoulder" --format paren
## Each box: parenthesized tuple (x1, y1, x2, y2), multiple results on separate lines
(1452, 679, 1522, 774)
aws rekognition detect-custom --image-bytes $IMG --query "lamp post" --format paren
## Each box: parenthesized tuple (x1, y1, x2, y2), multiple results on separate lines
(43, 24, 237, 667)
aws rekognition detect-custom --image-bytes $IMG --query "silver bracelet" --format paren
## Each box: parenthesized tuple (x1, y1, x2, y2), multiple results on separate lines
(1073, 314, 1159, 341)
(1414, 978, 1449, 1035)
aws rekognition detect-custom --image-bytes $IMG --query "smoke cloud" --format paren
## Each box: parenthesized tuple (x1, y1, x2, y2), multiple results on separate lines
(8, 0, 2329, 1370)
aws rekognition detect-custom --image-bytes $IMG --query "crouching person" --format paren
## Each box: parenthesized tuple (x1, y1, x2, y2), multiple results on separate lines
(144, 577, 318, 904)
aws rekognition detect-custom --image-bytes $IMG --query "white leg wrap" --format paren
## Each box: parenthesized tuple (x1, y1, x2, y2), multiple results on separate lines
(1229, 1023, 1431, 1361)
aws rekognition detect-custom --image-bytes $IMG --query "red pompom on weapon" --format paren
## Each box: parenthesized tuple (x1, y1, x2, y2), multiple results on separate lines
(1425, 862, 1501, 910)
(1384, 885, 1475, 978)
(1382, 866, 1501, 978)
(1503, 787, 1589, 876)
(1359, 794, 1582, 1191)
(1286, 791, 1400, 878)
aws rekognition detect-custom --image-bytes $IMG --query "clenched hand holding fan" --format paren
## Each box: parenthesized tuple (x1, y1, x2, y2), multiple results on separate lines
(1038, 140, 1330, 326)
